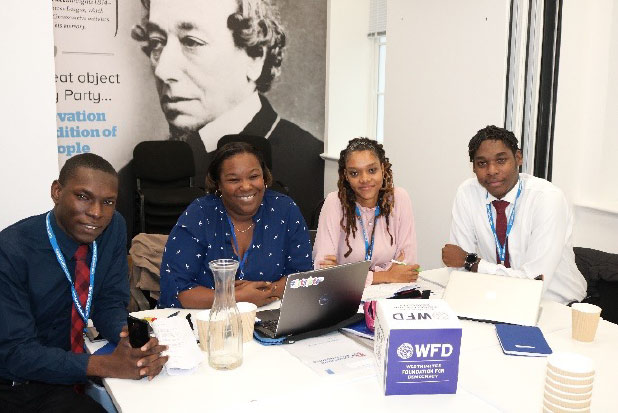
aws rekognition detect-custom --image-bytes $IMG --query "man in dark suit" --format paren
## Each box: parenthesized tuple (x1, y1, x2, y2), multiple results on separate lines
(122, 0, 323, 236)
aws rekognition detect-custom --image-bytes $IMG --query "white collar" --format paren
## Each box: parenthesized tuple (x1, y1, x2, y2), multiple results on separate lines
(485, 174, 521, 205)
(198, 92, 262, 152)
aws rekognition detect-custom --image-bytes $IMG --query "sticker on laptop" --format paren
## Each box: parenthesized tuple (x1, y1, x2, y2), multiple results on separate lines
(290, 276, 325, 288)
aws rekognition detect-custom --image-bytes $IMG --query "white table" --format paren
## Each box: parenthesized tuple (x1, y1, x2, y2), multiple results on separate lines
(89, 268, 618, 412)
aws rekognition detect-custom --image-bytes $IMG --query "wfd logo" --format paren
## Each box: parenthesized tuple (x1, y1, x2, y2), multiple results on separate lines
(396, 342, 454, 359)
(290, 276, 325, 289)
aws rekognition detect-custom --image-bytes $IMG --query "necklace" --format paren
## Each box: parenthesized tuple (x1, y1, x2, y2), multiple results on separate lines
(235, 222, 254, 233)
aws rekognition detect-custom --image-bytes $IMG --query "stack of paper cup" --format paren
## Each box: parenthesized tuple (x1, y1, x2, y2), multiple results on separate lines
(543, 352, 594, 413)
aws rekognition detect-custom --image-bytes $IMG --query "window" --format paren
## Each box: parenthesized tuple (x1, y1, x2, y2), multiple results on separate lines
(368, 0, 387, 142)
(375, 35, 386, 142)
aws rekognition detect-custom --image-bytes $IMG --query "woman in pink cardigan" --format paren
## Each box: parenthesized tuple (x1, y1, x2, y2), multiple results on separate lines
(313, 138, 420, 285)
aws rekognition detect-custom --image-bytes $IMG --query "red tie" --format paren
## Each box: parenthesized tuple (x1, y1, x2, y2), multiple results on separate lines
(71, 244, 89, 354)
(492, 200, 510, 268)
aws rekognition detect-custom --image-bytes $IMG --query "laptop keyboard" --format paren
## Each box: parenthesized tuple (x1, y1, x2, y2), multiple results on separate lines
(260, 319, 278, 333)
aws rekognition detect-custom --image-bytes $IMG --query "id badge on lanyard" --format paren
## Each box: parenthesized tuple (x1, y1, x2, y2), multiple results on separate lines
(45, 212, 96, 325)
(485, 180, 522, 265)
(356, 205, 380, 261)
(226, 215, 251, 278)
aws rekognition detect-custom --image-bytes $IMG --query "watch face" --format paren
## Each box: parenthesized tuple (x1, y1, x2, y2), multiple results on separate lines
(466, 253, 477, 264)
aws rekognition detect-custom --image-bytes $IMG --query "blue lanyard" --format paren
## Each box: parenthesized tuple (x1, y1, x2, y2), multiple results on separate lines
(485, 180, 523, 264)
(226, 215, 251, 278)
(356, 205, 380, 261)
(45, 212, 96, 325)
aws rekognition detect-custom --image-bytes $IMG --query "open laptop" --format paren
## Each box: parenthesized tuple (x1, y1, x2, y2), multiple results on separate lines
(254, 260, 371, 338)
(442, 270, 543, 326)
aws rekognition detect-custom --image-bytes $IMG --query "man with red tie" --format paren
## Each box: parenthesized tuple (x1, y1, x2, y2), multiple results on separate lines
(0, 154, 168, 411)
(441, 125, 586, 304)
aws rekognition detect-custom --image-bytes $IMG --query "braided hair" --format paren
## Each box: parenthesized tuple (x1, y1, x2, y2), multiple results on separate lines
(337, 138, 395, 258)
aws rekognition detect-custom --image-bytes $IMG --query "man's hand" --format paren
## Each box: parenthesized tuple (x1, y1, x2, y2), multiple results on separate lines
(318, 255, 338, 269)
(87, 327, 168, 381)
(235, 280, 279, 307)
(442, 244, 467, 268)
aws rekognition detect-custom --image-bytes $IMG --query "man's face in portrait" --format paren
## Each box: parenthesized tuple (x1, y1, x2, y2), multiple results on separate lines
(146, 0, 265, 132)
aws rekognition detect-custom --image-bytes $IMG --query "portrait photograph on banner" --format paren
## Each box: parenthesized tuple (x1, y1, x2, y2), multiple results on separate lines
(52, 0, 326, 238)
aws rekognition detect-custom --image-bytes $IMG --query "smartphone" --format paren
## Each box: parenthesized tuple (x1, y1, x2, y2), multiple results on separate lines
(127, 315, 150, 348)
(85, 326, 104, 342)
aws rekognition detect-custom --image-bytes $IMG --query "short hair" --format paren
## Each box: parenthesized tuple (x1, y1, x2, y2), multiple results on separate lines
(58, 153, 118, 185)
(132, 0, 285, 93)
(468, 125, 520, 162)
(205, 141, 273, 193)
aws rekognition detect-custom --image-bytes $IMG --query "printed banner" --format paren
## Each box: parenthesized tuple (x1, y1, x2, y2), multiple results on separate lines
(52, 0, 327, 235)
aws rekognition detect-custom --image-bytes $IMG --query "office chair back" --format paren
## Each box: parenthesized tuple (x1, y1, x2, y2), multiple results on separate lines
(133, 140, 205, 234)
(134, 140, 195, 187)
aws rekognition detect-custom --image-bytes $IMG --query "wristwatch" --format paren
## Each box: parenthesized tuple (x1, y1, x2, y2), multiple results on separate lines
(464, 252, 478, 271)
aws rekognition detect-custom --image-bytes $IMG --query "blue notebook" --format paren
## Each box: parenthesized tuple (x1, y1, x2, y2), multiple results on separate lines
(495, 324, 552, 357)
(339, 319, 374, 340)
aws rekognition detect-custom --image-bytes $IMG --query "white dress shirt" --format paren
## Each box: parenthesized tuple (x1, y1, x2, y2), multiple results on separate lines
(449, 173, 587, 304)
(198, 92, 262, 152)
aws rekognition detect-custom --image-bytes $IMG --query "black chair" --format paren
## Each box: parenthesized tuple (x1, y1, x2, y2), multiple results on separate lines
(217, 134, 289, 195)
(574, 247, 618, 324)
(133, 140, 205, 234)
(310, 198, 326, 230)
(309, 229, 317, 246)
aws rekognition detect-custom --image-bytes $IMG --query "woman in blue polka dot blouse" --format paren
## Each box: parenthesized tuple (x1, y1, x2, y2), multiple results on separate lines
(159, 141, 313, 308)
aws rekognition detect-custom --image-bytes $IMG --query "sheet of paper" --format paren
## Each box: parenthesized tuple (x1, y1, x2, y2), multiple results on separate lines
(362, 283, 414, 301)
(284, 332, 375, 376)
(151, 317, 204, 373)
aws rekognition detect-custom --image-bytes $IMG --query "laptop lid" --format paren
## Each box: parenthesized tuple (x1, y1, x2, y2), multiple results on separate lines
(442, 270, 543, 326)
(260, 260, 370, 337)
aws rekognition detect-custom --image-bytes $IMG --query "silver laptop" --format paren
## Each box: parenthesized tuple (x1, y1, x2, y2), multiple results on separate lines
(442, 270, 543, 326)
(254, 260, 371, 338)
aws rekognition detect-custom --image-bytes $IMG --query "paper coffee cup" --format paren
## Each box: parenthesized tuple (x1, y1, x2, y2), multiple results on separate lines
(544, 384, 592, 402)
(547, 353, 595, 377)
(546, 376, 593, 395)
(196, 310, 210, 351)
(544, 392, 591, 410)
(546, 369, 594, 386)
(543, 397, 590, 413)
(571, 303, 601, 342)
(237, 302, 258, 343)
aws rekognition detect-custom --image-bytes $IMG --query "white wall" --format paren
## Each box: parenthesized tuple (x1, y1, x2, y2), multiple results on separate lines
(552, 0, 618, 253)
(384, 0, 511, 269)
(0, 4, 59, 230)
(324, 0, 374, 196)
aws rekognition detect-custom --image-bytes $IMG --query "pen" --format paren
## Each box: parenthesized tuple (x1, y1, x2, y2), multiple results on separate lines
(390, 259, 422, 272)
(167, 311, 180, 318)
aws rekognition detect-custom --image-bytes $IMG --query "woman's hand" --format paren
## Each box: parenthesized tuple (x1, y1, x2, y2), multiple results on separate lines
(235, 280, 279, 307)
(372, 251, 420, 284)
(318, 255, 338, 269)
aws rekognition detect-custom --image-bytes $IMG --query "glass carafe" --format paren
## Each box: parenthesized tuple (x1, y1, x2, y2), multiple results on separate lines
(207, 259, 243, 370)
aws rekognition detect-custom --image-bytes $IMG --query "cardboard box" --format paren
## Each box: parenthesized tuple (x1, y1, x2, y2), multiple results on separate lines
(374, 299, 462, 395)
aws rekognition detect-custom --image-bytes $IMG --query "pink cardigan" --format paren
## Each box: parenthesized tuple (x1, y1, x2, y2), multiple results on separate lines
(312, 187, 418, 285)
